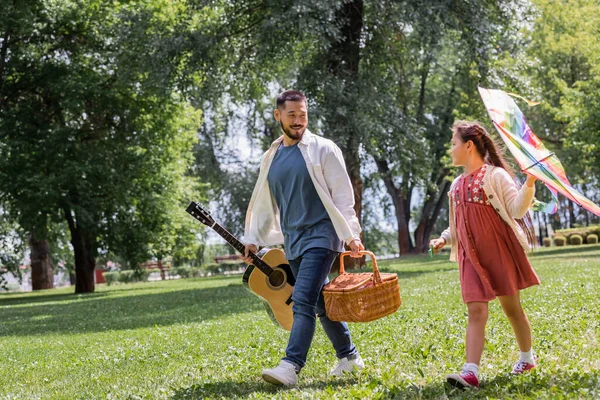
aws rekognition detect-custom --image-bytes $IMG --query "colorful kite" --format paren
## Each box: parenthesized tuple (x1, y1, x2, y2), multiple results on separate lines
(478, 87, 600, 217)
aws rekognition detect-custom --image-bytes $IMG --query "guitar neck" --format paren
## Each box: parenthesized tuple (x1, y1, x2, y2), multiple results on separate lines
(210, 222, 274, 276)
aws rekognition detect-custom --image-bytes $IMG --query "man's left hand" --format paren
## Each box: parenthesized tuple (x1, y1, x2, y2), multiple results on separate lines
(348, 239, 365, 257)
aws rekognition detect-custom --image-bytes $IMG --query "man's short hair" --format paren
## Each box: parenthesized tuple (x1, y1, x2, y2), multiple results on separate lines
(276, 90, 307, 109)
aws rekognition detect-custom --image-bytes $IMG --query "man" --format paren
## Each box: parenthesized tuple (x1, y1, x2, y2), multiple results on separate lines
(242, 90, 365, 386)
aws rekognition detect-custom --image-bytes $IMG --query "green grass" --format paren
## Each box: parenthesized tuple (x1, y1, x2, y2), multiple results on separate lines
(1, 245, 599, 399)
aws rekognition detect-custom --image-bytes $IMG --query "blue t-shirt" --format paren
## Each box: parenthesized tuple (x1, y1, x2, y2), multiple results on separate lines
(267, 143, 343, 260)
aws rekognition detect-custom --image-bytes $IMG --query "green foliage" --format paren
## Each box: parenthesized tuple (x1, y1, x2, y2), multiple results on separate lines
(200, 261, 246, 276)
(0, 0, 207, 291)
(178, 0, 528, 255)
(497, 0, 600, 222)
(103, 272, 120, 286)
(0, 245, 598, 397)
(118, 271, 136, 284)
(554, 236, 567, 246)
(542, 237, 552, 247)
(218, 260, 246, 273)
(173, 266, 192, 279)
(570, 234, 583, 245)
(201, 244, 235, 266)
(555, 225, 600, 242)
(587, 234, 598, 244)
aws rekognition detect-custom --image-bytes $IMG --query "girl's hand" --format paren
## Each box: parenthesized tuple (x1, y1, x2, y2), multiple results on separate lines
(429, 238, 446, 253)
(526, 174, 537, 187)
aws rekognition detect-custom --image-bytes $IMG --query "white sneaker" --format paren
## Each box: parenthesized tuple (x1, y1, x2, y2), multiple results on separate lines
(329, 355, 365, 376)
(262, 360, 298, 386)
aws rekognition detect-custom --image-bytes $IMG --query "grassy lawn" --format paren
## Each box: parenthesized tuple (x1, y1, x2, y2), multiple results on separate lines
(1, 245, 599, 399)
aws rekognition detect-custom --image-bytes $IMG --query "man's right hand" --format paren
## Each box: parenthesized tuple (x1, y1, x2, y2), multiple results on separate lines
(242, 244, 258, 264)
(429, 238, 446, 253)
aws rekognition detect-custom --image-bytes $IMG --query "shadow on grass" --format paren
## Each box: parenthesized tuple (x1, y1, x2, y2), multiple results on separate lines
(0, 291, 111, 306)
(473, 369, 600, 398)
(342, 259, 456, 281)
(531, 244, 600, 258)
(391, 266, 456, 280)
(0, 282, 265, 337)
(171, 369, 600, 399)
(171, 377, 361, 399)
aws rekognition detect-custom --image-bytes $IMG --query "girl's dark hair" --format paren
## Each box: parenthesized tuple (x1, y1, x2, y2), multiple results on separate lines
(452, 120, 537, 248)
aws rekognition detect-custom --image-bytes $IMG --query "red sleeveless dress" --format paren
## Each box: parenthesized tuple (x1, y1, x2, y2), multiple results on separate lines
(453, 164, 540, 303)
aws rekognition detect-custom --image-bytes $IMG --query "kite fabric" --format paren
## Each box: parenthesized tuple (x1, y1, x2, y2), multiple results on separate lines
(478, 87, 600, 217)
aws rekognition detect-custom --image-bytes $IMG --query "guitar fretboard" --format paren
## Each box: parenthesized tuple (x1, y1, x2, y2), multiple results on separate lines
(211, 222, 275, 277)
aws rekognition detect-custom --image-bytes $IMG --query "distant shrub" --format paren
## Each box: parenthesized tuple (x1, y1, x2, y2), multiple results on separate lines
(119, 270, 135, 283)
(570, 234, 583, 245)
(219, 260, 246, 273)
(542, 238, 552, 247)
(587, 234, 598, 244)
(134, 269, 151, 282)
(554, 236, 567, 247)
(201, 263, 221, 275)
(174, 266, 193, 279)
(555, 225, 600, 243)
(146, 268, 163, 279)
(1, 283, 22, 292)
(103, 272, 120, 286)
(198, 261, 245, 276)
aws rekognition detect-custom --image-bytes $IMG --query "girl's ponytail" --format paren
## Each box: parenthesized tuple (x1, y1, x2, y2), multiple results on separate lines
(481, 134, 514, 177)
(452, 121, 537, 248)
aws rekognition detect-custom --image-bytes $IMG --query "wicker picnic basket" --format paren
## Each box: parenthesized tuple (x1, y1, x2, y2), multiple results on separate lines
(323, 250, 401, 322)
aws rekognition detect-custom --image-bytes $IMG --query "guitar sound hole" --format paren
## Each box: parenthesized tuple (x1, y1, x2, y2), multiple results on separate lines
(269, 270, 285, 287)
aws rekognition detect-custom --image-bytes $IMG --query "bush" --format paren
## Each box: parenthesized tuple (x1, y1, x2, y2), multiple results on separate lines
(201, 263, 221, 275)
(554, 236, 567, 247)
(570, 234, 583, 245)
(174, 266, 193, 279)
(103, 272, 120, 286)
(219, 260, 246, 273)
(587, 234, 598, 244)
(555, 225, 600, 243)
(135, 269, 151, 282)
(119, 270, 136, 283)
(542, 238, 552, 247)
(146, 268, 163, 279)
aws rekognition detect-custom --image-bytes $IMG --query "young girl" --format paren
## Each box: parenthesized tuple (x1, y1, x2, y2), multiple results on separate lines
(430, 121, 540, 389)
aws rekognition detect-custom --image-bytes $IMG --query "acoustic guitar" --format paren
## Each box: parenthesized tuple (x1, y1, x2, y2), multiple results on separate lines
(186, 202, 295, 331)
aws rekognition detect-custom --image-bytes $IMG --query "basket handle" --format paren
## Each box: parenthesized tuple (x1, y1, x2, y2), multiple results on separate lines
(338, 250, 382, 284)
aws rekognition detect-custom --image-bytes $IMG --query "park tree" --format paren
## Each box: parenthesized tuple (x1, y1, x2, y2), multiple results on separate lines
(183, 0, 525, 254)
(0, 0, 203, 292)
(493, 0, 600, 228)
(528, 0, 600, 227)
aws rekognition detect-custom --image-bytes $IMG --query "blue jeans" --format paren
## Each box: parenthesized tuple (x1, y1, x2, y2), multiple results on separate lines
(283, 247, 358, 370)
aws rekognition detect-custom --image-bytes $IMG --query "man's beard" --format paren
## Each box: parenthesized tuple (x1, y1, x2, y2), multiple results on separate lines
(280, 121, 306, 140)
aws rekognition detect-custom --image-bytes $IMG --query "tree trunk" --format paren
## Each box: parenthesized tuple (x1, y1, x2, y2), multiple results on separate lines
(568, 200, 576, 228)
(326, 0, 365, 267)
(64, 206, 96, 293)
(29, 234, 54, 290)
(375, 158, 414, 255)
(414, 170, 451, 253)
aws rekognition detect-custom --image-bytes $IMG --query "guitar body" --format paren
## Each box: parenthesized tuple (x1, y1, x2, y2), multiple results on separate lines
(242, 248, 295, 331)
(185, 202, 295, 331)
